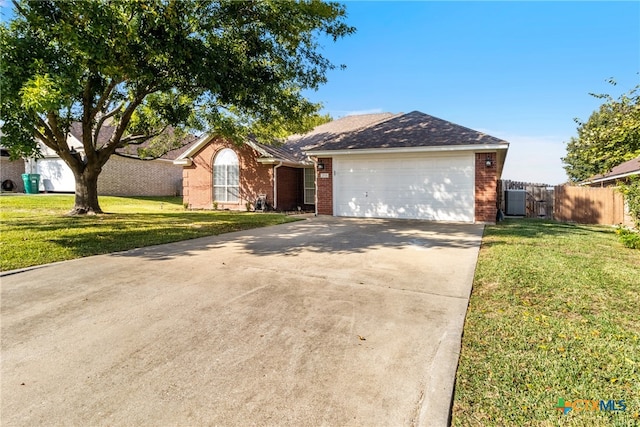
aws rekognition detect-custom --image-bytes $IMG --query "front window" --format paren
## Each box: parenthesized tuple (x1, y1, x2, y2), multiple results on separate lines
(214, 148, 239, 202)
(304, 168, 315, 205)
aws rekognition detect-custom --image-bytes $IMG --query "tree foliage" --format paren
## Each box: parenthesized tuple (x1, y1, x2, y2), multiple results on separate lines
(251, 112, 332, 142)
(617, 176, 640, 230)
(563, 83, 640, 182)
(0, 0, 353, 213)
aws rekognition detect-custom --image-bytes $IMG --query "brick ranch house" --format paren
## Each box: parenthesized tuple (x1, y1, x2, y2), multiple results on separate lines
(176, 111, 510, 223)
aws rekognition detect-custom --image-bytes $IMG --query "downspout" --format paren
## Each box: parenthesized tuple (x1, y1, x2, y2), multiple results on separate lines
(273, 161, 283, 210)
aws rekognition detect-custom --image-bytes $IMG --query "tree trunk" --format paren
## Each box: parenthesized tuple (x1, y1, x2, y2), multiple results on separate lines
(70, 169, 103, 215)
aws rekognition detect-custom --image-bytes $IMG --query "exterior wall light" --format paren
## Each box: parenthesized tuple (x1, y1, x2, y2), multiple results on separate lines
(485, 156, 494, 167)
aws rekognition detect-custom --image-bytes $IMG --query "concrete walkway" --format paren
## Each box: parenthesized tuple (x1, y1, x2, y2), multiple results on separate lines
(1, 217, 483, 426)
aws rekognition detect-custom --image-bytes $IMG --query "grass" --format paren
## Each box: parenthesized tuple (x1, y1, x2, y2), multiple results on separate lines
(0, 195, 300, 271)
(452, 219, 640, 427)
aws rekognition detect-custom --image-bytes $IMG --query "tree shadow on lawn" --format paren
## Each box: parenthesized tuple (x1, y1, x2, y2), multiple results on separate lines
(4, 212, 296, 261)
(110, 196, 185, 207)
(481, 218, 615, 248)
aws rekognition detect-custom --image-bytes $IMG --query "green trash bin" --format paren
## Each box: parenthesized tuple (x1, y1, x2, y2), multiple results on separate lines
(21, 174, 31, 194)
(21, 173, 40, 194)
(30, 174, 41, 193)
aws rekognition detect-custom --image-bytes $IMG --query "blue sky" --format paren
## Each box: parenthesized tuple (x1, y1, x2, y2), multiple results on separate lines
(2, 1, 638, 184)
(306, 1, 640, 184)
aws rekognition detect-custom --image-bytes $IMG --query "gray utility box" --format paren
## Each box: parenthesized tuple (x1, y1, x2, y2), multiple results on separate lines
(504, 190, 526, 216)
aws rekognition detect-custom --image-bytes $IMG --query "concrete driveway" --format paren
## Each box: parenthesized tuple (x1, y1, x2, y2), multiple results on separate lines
(1, 216, 483, 427)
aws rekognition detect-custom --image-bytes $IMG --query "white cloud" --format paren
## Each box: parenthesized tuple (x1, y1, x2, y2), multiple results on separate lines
(479, 130, 570, 185)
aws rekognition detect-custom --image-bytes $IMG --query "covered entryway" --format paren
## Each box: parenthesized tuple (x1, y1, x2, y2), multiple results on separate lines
(333, 152, 475, 221)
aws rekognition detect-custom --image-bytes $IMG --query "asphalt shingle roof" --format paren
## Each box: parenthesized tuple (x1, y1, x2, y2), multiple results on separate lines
(176, 110, 509, 165)
(255, 113, 396, 162)
(309, 111, 508, 151)
(589, 155, 640, 182)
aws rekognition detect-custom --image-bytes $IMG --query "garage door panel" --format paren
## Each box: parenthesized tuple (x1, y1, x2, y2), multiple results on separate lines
(37, 159, 76, 192)
(334, 154, 474, 221)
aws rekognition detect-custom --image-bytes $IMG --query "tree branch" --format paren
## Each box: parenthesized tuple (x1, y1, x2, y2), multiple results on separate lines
(98, 85, 156, 164)
(81, 77, 99, 166)
(93, 78, 123, 117)
(94, 102, 124, 148)
(46, 112, 67, 144)
(34, 115, 57, 148)
(32, 127, 52, 150)
(31, 113, 83, 171)
(119, 133, 157, 145)
(11, 0, 27, 17)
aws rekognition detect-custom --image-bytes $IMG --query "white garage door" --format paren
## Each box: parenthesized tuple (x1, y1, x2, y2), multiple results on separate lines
(36, 158, 76, 192)
(333, 152, 475, 221)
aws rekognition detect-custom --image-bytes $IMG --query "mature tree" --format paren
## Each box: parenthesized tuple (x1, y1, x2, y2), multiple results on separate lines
(563, 83, 640, 182)
(251, 112, 332, 142)
(0, 0, 353, 214)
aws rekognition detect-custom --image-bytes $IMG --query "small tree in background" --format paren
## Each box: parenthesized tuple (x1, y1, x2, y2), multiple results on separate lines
(615, 176, 640, 248)
(0, 0, 353, 214)
(617, 177, 640, 229)
(563, 82, 640, 183)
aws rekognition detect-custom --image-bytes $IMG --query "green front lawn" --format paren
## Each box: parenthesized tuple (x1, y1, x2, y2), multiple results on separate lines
(0, 195, 299, 271)
(452, 219, 640, 426)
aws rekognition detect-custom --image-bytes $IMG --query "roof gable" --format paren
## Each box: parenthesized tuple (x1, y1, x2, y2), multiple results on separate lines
(176, 112, 395, 164)
(275, 112, 397, 161)
(310, 111, 508, 151)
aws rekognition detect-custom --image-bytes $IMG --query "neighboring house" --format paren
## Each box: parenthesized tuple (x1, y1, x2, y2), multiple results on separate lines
(1, 148, 25, 193)
(27, 123, 194, 196)
(581, 155, 640, 228)
(582, 155, 640, 187)
(176, 111, 510, 223)
(0, 127, 25, 192)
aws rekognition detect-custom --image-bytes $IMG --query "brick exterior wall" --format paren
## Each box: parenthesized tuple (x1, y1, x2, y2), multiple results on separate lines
(316, 157, 333, 215)
(475, 152, 498, 223)
(0, 156, 179, 196)
(1, 157, 25, 193)
(98, 156, 183, 196)
(182, 138, 273, 210)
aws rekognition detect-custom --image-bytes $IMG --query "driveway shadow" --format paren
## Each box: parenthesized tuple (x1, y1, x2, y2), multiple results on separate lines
(112, 217, 484, 262)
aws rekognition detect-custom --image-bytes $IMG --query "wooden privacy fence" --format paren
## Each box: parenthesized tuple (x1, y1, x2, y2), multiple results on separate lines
(499, 180, 554, 218)
(554, 186, 625, 225)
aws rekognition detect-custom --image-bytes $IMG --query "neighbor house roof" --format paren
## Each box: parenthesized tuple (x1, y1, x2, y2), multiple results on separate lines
(584, 155, 640, 185)
(69, 122, 196, 161)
